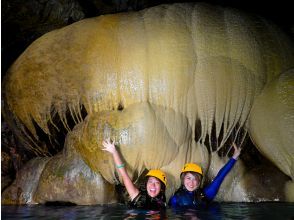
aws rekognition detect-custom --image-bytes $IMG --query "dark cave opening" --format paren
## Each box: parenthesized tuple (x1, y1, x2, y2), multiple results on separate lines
(194, 118, 277, 173)
(31, 104, 88, 157)
(1, 104, 88, 187)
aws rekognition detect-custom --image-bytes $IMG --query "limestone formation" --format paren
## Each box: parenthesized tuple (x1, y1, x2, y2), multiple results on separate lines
(3, 3, 294, 204)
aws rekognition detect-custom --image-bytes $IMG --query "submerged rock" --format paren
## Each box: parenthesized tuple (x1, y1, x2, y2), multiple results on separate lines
(2, 127, 117, 205)
(2, 157, 50, 204)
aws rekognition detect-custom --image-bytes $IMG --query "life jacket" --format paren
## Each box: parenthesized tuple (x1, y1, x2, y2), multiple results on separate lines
(129, 190, 166, 210)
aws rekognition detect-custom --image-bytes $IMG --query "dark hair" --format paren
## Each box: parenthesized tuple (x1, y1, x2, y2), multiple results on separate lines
(140, 176, 166, 203)
(130, 178, 167, 210)
(145, 176, 166, 193)
(180, 172, 202, 185)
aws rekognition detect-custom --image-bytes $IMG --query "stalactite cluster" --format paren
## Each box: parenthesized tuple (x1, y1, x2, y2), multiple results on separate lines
(2, 3, 294, 203)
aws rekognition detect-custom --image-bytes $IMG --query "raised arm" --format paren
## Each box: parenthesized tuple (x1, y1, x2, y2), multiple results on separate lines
(203, 143, 241, 200)
(102, 138, 139, 200)
(231, 142, 241, 160)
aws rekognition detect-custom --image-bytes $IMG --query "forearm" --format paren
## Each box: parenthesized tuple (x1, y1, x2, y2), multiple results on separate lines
(111, 150, 139, 200)
(112, 150, 130, 183)
(214, 158, 237, 181)
(112, 150, 124, 167)
(203, 158, 236, 200)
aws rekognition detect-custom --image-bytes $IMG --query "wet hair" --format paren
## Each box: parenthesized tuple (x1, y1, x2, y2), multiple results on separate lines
(139, 176, 166, 202)
(132, 179, 167, 209)
(180, 172, 202, 186)
(145, 176, 166, 193)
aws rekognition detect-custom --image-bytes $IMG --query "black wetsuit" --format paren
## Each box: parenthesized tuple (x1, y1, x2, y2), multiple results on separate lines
(129, 190, 166, 210)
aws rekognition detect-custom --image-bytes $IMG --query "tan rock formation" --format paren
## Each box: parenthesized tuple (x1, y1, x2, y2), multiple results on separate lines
(249, 69, 294, 201)
(3, 3, 294, 203)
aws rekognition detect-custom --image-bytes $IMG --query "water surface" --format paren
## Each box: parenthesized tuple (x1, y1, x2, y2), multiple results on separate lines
(2, 202, 294, 219)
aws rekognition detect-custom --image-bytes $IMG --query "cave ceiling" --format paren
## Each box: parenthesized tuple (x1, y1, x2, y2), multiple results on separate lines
(2, 0, 293, 74)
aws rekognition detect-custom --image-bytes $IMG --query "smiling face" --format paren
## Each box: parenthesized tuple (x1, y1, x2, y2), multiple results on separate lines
(146, 176, 162, 198)
(183, 172, 201, 192)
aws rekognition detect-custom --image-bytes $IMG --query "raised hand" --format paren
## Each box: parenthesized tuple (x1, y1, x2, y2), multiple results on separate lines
(101, 137, 139, 199)
(232, 142, 241, 159)
(102, 138, 117, 154)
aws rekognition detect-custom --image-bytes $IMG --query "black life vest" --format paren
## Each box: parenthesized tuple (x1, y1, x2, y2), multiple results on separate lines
(129, 190, 166, 210)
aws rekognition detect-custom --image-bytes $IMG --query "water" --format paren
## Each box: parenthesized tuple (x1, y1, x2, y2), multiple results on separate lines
(2, 202, 294, 220)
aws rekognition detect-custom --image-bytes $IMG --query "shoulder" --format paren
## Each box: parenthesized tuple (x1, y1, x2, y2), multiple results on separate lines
(129, 191, 145, 207)
(170, 188, 184, 200)
(169, 194, 178, 202)
(168, 194, 179, 208)
(168, 188, 187, 207)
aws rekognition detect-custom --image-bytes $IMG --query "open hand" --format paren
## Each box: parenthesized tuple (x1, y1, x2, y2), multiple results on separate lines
(102, 138, 117, 154)
(232, 142, 241, 159)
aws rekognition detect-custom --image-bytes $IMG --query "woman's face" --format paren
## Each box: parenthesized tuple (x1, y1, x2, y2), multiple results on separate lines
(183, 172, 200, 192)
(146, 176, 162, 197)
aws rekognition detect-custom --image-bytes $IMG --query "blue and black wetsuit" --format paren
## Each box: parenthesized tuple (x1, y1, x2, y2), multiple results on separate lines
(169, 158, 237, 208)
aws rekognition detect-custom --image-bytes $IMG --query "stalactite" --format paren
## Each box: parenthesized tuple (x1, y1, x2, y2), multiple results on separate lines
(3, 3, 294, 203)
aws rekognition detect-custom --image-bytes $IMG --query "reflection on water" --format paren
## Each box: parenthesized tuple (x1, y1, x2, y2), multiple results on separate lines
(2, 202, 294, 220)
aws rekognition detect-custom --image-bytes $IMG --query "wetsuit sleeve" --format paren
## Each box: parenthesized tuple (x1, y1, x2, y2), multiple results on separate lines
(203, 158, 236, 200)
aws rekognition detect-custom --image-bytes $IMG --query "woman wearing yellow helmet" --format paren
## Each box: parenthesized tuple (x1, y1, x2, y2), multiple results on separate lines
(169, 143, 241, 208)
(102, 138, 167, 210)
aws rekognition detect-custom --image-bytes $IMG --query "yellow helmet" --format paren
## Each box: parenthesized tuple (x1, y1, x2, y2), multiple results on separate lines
(181, 163, 203, 176)
(146, 170, 167, 186)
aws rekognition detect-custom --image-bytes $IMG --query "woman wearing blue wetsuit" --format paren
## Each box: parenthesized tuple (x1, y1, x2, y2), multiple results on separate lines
(169, 143, 241, 208)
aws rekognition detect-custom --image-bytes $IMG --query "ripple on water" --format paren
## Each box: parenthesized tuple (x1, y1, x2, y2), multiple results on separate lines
(2, 202, 294, 220)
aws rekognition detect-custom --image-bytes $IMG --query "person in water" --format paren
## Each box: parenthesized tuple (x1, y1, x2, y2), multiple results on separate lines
(169, 143, 241, 208)
(102, 138, 167, 210)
